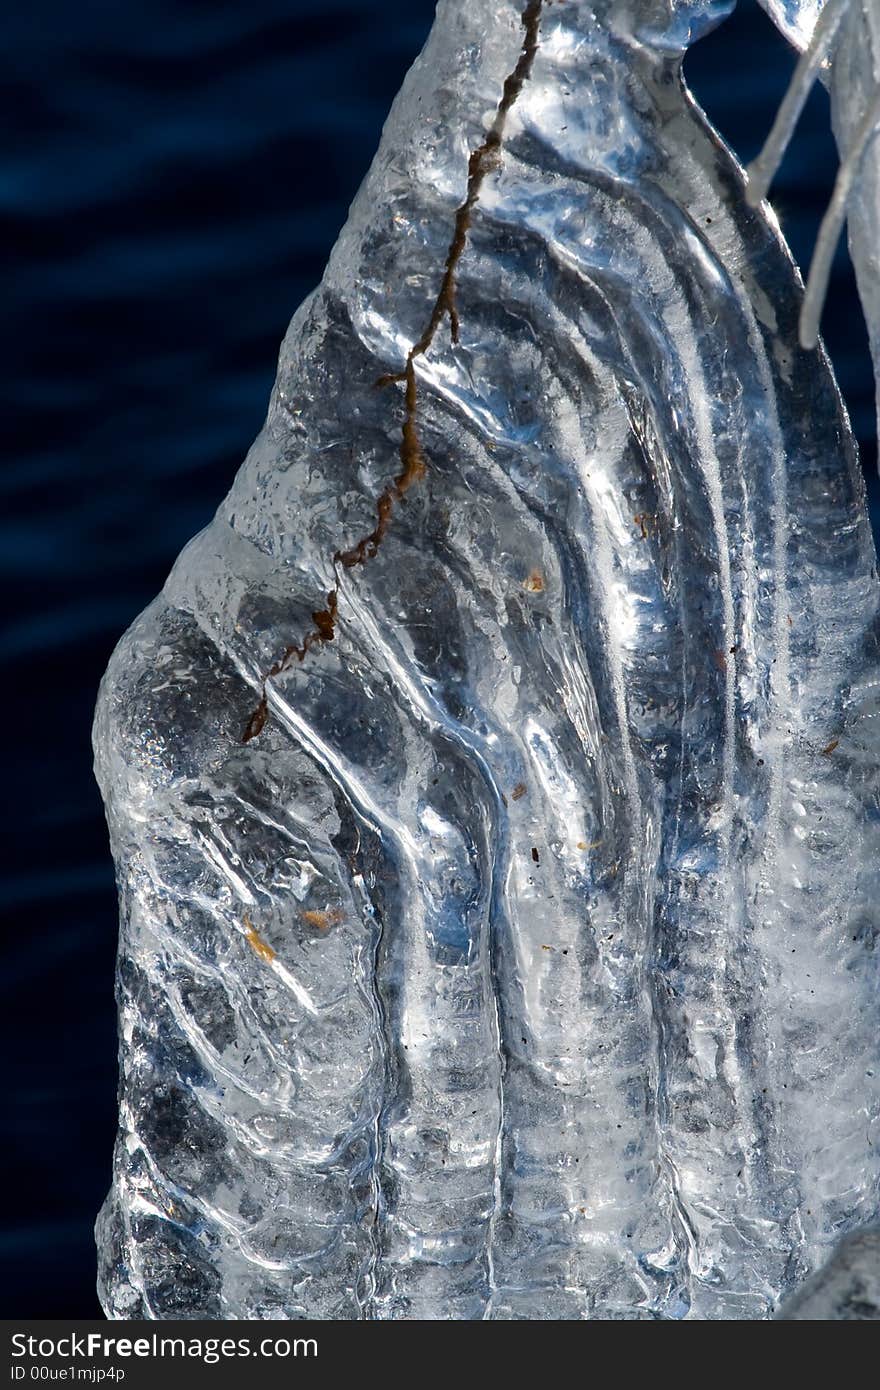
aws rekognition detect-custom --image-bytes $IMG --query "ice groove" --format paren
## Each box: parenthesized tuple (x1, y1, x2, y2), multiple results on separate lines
(96, 0, 880, 1319)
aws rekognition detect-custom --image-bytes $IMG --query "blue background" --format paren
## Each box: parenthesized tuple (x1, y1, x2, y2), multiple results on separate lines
(1, 0, 873, 1316)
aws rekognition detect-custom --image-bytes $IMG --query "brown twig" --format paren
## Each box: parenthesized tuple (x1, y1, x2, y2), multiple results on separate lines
(243, 0, 544, 742)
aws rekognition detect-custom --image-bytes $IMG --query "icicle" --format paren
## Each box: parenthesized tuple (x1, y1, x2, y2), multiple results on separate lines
(746, 0, 850, 210)
(94, 0, 880, 1322)
(744, 0, 880, 350)
(800, 86, 880, 347)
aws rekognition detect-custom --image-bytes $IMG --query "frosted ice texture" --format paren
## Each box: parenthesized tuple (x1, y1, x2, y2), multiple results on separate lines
(95, 0, 880, 1319)
(776, 1227, 880, 1318)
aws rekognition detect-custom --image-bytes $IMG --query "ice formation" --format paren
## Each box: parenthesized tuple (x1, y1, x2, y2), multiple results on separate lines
(775, 1225, 880, 1317)
(750, 0, 880, 386)
(95, 0, 880, 1319)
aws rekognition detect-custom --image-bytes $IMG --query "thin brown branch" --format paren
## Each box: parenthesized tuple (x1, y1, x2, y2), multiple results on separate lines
(243, 0, 544, 742)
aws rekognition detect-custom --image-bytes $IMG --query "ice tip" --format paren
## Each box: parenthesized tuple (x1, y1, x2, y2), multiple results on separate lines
(744, 161, 769, 210)
(798, 312, 820, 352)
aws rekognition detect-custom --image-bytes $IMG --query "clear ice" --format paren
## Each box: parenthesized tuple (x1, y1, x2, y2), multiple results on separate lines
(95, 0, 880, 1319)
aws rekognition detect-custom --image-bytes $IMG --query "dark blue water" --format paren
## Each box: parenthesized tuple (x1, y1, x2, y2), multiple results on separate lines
(1, 0, 873, 1317)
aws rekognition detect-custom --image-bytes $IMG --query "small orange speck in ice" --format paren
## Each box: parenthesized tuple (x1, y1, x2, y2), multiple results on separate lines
(243, 914, 276, 963)
(302, 908, 344, 932)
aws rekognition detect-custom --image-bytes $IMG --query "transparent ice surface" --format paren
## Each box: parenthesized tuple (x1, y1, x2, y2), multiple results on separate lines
(758, 0, 826, 51)
(95, 0, 880, 1319)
